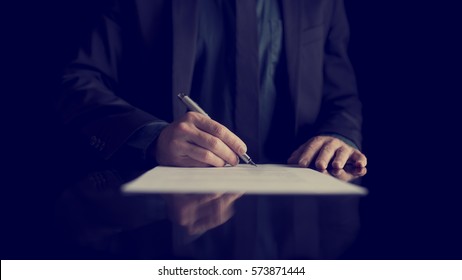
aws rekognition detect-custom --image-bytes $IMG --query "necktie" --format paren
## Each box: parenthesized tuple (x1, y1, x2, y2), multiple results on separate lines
(235, 0, 260, 162)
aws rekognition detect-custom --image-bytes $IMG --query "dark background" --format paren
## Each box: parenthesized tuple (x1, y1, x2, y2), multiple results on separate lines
(2, 0, 461, 259)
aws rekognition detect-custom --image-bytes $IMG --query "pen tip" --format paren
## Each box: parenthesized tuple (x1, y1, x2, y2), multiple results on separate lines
(250, 160, 257, 167)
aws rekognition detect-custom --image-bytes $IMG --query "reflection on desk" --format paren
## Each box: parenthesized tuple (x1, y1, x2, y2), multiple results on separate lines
(56, 166, 366, 259)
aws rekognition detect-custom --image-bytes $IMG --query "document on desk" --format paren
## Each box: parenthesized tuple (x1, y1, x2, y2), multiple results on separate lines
(122, 164, 367, 195)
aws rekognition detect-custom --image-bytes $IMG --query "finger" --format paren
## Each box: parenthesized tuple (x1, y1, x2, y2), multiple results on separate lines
(331, 167, 367, 181)
(329, 168, 351, 181)
(161, 139, 213, 167)
(166, 193, 221, 206)
(221, 193, 244, 205)
(185, 142, 227, 167)
(190, 193, 223, 205)
(187, 198, 234, 234)
(287, 144, 306, 164)
(170, 201, 197, 227)
(331, 146, 354, 169)
(297, 138, 325, 167)
(330, 168, 346, 177)
(348, 150, 368, 168)
(189, 129, 240, 166)
(161, 120, 236, 166)
(314, 140, 343, 170)
(195, 195, 236, 221)
(194, 196, 225, 219)
(167, 194, 222, 226)
(188, 207, 233, 235)
(191, 113, 247, 156)
(177, 156, 214, 167)
(352, 167, 367, 176)
(320, 169, 330, 175)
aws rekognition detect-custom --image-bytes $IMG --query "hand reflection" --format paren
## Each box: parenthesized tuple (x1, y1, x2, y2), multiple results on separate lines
(164, 193, 243, 235)
(321, 166, 367, 182)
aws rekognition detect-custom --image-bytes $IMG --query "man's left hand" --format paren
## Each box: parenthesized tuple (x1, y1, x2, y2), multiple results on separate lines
(287, 136, 367, 170)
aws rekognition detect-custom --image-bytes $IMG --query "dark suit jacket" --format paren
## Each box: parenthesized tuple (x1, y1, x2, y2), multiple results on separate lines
(58, 0, 362, 160)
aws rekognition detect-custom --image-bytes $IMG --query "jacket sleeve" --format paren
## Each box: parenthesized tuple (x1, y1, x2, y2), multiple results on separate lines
(315, 0, 363, 149)
(56, 1, 167, 160)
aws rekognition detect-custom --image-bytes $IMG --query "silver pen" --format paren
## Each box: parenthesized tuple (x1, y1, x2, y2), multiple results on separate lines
(178, 93, 257, 167)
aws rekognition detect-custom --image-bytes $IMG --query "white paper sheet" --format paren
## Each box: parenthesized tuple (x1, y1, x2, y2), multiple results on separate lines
(122, 164, 367, 195)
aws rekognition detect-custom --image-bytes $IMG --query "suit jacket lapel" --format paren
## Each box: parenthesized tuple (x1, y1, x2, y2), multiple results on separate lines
(171, 0, 199, 119)
(281, 0, 301, 128)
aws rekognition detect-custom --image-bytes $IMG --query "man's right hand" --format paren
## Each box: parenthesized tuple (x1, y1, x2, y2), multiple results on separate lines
(152, 112, 247, 167)
(164, 192, 243, 235)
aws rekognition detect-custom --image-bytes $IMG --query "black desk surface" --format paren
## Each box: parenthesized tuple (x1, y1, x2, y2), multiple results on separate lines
(2, 163, 461, 260)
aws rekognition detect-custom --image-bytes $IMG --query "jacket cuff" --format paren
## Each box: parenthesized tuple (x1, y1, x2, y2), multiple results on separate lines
(114, 121, 169, 164)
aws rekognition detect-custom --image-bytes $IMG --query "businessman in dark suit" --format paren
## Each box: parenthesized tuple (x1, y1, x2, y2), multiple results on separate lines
(57, 0, 367, 169)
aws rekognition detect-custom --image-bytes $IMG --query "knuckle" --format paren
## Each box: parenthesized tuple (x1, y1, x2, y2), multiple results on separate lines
(305, 143, 318, 152)
(200, 151, 223, 166)
(361, 156, 368, 165)
(184, 111, 197, 121)
(321, 145, 333, 154)
(200, 151, 213, 162)
(312, 136, 323, 144)
(353, 149, 363, 157)
(206, 137, 219, 149)
(330, 138, 341, 145)
(315, 160, 326, 169)
(227, 137, 238, 149)
(228, 138, 244, 154)
(338, 146, 351, 154)
(176, 122, 190, 133)
(211, 124, 224, 137)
